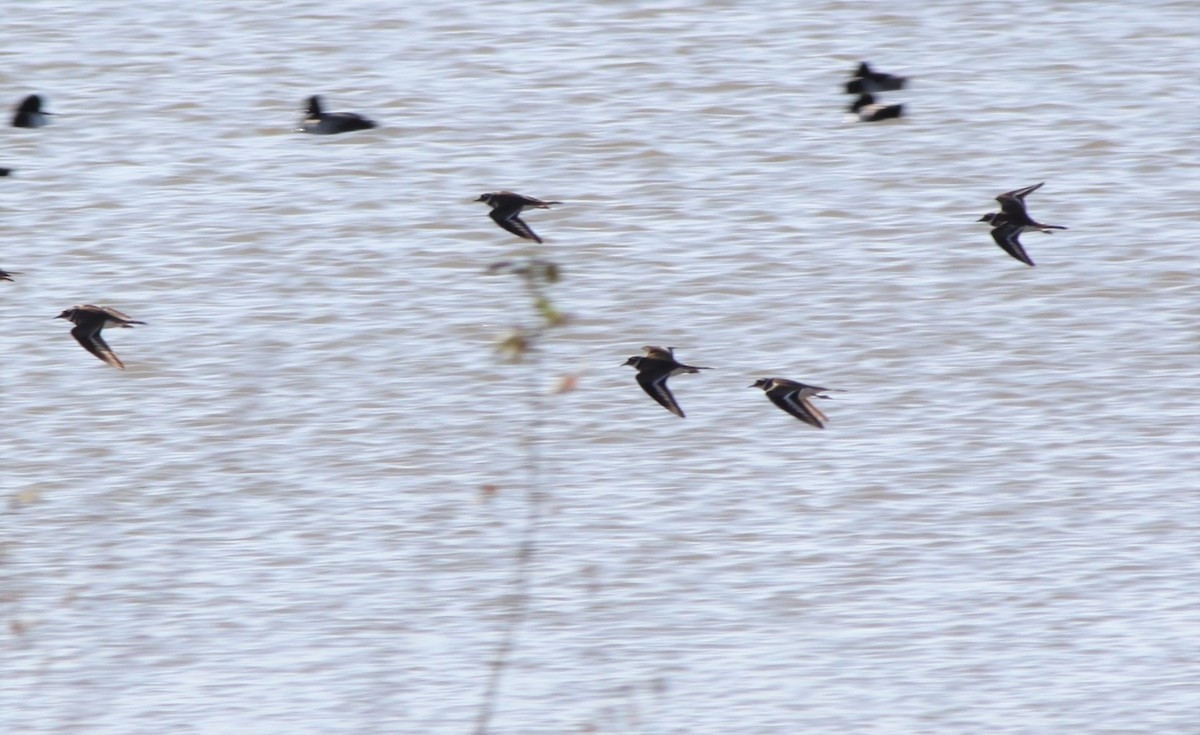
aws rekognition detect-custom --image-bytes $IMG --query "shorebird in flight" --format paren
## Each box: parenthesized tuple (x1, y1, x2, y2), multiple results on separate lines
(623, 345, 709, 418)
(475, 191, 561, 243)
(56, 304, 146, 369)
(750, 377, 843, 429)
(979, 182, 1068, 266)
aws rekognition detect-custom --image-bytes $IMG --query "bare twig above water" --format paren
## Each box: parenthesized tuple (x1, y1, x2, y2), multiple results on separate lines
(473, 256, 568, 735)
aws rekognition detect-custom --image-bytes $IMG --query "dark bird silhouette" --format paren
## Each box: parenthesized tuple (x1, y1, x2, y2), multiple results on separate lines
(849, 93, 903, 122)
(623, 345, 709, 418)
(297, 95, 377, 135)
(750, 378, 843, 429)
(844, 62, 907, 95)
(12, 94, 53, 128)
(978, 182, 1068, 266)
(475, 191, 561, 243)
(56, 304, 146, 369)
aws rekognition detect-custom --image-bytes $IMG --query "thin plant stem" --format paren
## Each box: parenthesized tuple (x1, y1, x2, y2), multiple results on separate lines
(473, 258, 559, 734)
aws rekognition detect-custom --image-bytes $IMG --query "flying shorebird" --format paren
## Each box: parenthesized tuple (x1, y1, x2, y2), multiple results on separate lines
(297, 95, 377, 135)
(623, 345, 710, 418)
(0, 269, 18, 281)
(978, 182, 1068, 267)
(56, 304, 146, 369)
(750, 377, 843, 429)
(475, 191, 561, 243)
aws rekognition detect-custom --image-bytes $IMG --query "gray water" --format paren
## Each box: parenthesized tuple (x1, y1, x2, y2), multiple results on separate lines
(2, 1, 1198, 733)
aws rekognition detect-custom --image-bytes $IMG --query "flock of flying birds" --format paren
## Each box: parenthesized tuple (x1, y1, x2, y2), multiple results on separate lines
(2, 66, 1069, 428)
(464, 190, 851, 427)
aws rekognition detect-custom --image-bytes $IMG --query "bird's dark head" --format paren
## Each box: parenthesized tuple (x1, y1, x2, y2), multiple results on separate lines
(55, 308, 76, 321)
(978, 212, 999, 224)
(750, 378, 771, 390)
(475, 193, 493, 203)
(623, 356, 642, 369)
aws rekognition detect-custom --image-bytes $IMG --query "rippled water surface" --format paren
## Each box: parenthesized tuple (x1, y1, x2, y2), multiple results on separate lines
(3, 1, 1198, 733)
